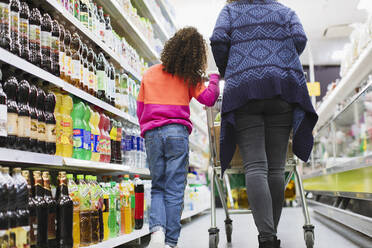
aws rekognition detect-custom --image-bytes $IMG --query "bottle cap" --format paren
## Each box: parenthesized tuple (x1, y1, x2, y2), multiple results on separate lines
(77, 174, 84, 180)
(2, 167, 9, 173)
(134, 174, 139, 178)
(67, 174, 74, 180)
(13, 167, 21, 173)
(85, 175, 90, 180)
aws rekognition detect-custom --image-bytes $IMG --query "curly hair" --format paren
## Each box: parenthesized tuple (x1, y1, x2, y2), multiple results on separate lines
(161, 27, 207, 86)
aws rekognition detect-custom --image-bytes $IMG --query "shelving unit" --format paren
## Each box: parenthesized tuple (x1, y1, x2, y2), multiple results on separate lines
(157, 0, 178, 29)
(0, 148, 63, 166)
(0, 48, 138, 126)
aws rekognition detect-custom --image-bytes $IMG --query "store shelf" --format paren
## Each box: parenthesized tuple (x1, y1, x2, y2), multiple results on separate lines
(95, 0, 160, 63)
(0, 148, 63, 166)
(316, 41, 372, 129)
(157, 0, 177, 28)
(44, 0, 142, 82)
(63, 158, 131, 172)
(0, 48, 138, 126)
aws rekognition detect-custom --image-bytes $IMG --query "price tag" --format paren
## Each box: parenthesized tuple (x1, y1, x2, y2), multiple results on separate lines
(307, 82, 321, 96)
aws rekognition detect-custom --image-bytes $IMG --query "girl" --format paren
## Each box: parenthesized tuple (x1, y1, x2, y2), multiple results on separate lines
(137, 27, 220, 248)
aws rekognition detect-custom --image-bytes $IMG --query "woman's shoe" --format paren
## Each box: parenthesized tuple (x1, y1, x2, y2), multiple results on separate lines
(147, 230, 165, 248)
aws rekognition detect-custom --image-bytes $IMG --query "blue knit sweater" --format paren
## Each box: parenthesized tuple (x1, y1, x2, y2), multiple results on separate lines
(210, 0, 318, 174)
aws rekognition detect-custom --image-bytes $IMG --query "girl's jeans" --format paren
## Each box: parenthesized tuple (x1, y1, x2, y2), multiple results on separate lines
(145, 124, 189, 247)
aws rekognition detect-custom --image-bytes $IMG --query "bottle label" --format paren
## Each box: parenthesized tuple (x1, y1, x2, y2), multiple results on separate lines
(93, 73, 98, 92)
(29, 24, 40, 45)
(135, 192, 144, 219)
(83, 67, 89, 88)
(68, 184, 80, 212)
(125, 135, 131, 152)
(98, 135, 105, 155)
(80, 63, 84, 84)
(10, 11, 19, 34)
(18, 116, 31, 138)
(0, 104, 7, 137)
(136, 136, 141, 151)
(41, 31, 51, 49)
(80, 11, 88, 28)
(131, 135, 136, 151)
(66, 56, 72, 76)
(30, 118, 38, 139)
(73, 128, 84, 148)
(97, 70, 105, 91)
(61, 120, 73, 145)
(59, 51, 65, 73)
(84, 130, 91, 150)
(131, 194, 135, 209)
(72, 59, 81, 80)
(38, 122, 46, 141)
(0, 230, 9, 248)
(88, 71, 95, 90)
(46, 123, 56, 143)
(20, 18, 28, 40)
(47, 213, 56, 240)
(7, 112, 17, 135)
(99, 23, 105, 40)
(92, 134, 99, 153)
(74, 2, 79, 19)
(51, 36, 59, 54)
(30, 216, 37, 245)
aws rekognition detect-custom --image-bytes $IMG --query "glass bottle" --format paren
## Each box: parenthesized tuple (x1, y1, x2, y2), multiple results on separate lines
(22, 170, 36, 248)
(87, 48, 95, 96)
(80, 0, 88, 29)
(0, 0, 11, 50)
(63, 30, 72, 83)
(51, 20, 60, 77)
(81, 44, 88, 92)
(29, 83, 38, 152)
(70, 33, 81, 88)
(58, 172, 74, 248)
(17, 79, 31, 150)
(0, 82, 7, 147)
(10, 0, 20, 56)
(3, 167, 17, 246)
(36, 87, 46, 153)
(59, 24, 65, 80)
(3, 76, 18, 149)
(42, 171, 57, 247)
(29, 8, 41, 66)
(96, 52, 106, 101)
(97, 6, 104, 41)
(45, 92, 56, 155)
(19, 1, 29, 60)
(40, 13, 52, 72)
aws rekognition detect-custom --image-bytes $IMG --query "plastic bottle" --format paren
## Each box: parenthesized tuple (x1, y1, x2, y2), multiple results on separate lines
(108, 181, 117, 238)
(133, 175, 144, 229)
(41, 13, 52, 72)
(51, 20, 60, 77)
(105, 115, 111, 163)
(116, 121, 123, 164)
(29, 84, 38, 152)
(89, 176, 100, 244)
(42, 171, 57, 247)
(17, 79, 31, 150)
(73, 0, 79, 20)
(104, 14, 112, 49)
(81, 44, 89, 92)
(70, 33, 81, 88)
(9, 0, 20, 56)
(19, 1, 29, 60)
(60, 94, 73, 157)
(122, 175, 132, 234)
(59, 24, 66, 81)
(58, 173, 74, 248)
(115, 181, 121, 236)
(33, 170, 48, 248)
(0, 0, 11, 50)
(90, 110, 100, 161)
(55, 93, 63, 156)
(36, 87, 46, 153)
(110, 119, 117, 164)
(102, 182, 110, 241)
(83, 104, 92, 160)
(63, 30, 72, 83)
(109, 63, 115, 106)
(96, 52, 106, 101)
(78, 174, 92, 246)
(72, 100, 86, 160)
(4, 76, 18, 149)
(29, 8, 41, 66)
(67, 174, 80, 248)
(127, 175, 135, 230)
(87, 48, 95, 96)
(136, 129, 141, 168)
(0, 82, 7, 148)
(93, 52, 98, 97)
(98, 113, 105, 163)
(97, 6, 104, 41)
(80, 0, 88, 28)
(45, 93, 57, 155)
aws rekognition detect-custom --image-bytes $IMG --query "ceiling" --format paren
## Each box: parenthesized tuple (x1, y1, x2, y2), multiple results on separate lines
(171, 0, 369, 67)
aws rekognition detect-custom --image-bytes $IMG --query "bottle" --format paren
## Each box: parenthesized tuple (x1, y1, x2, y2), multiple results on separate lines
(136, 131, 141, 168)
(22, 170, 36, 247)
(40, 13, 52, 72)
(19, 1, 29, 60)
(29, 8, 41, 66)
(51, 20, 60, 77)
(102, 183, 109, 241)
(3, 167, 17, 246)
(17, 79, 31, 150)
(71, 100, 85, 160)
(118, 176, 124, 234)
(0, 83, 6, 147)
(90, 109, 100, 162)
(33, 171, 48, 248)
(122, 175, 131, 234)
(0, 167, 8, 246)
(73, 0, 79, 20)
(93, 52, 98, 97)
(29, 83, 38, 152)
(115, 72, 120, 109)
(116, 121, 122, 164)
(80, 0, 88, 28)
(78, 174, 92, 246)
(87, 0, 93, 32)
(3, 76, 18, 149)
(104, 14, 112, 49)
(95, 177, 104, 242)
(9, 0, 20, 56)
(83, 104, 92, 160)
(88, 176, 99, 244)
(109, 119, 117, 164)
(55, 93, 63, 156)
(0, 0, 11, 50)
(59, 24, 65, 80)
(98, 113, 105, 163)
(42, 171, 57, 247)
(109, 63, 115, 106)
(90, 2, 97, 34)
(44, 92, 56, 155)
(97, 6, 104, 41)
(58, 172, 74, 248)
(63, 30, 72, 83)
(121, 73, 129, 113)
(127, 175, 135, 230)
(81, 44, 89, 92)
(87, 48, 95, 96)
(67, 174, 80, 248)
(61, 94, 73, 157)
(70, 33, 81, 88)
(96, 52, 106, 101)
(133, 175, 144, 229)
(104, 57, 110, 104)
(108, 181, 117, 238)
(104, 115, 111, 163)
(36, 87, 46, 153)
(115, 181, 121, 236)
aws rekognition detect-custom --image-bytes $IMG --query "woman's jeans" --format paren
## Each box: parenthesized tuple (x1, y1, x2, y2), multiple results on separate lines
(234, 98, 293, 241)
(145, 124, 189, 247)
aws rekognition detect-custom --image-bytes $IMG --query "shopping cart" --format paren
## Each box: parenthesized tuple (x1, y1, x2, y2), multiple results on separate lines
(206, 97, 315, 248)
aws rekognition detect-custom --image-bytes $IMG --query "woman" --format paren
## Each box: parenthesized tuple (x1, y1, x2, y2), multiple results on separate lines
(210, 0, 318, 248)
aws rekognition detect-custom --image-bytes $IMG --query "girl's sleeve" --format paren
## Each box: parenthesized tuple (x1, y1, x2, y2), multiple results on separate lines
(190, 74, 220, 107)
(136, 80, 145, 121)
(289, 11, 307, 55)
(210, 6, 231, 78)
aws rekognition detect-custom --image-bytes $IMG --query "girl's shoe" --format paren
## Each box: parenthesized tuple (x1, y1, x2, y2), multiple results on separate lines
(147, 230, 165, 248)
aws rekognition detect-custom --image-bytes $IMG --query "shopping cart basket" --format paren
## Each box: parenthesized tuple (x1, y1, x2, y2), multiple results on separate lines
(206, 97, 315, 248)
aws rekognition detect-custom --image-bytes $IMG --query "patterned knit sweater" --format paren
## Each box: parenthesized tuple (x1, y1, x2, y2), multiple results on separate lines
(210, 0, 318, 174)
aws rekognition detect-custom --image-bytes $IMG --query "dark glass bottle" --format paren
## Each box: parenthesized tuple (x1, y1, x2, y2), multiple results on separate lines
(17, 79, 31, 150)
(51, 20, 60, 77)
(96, 52, 106, 102)
(59, 24, 65, 80)
(29, 8, 41, 66)
(0, 167, 9, 246)
(36, 87, 46, 153)
(3, 76, 18, 149)
(33, 171, 48, 248)
(22, 170, 36, 248)
(40, 13, 52, 72)
(57, 172, 73, 248)
(87, 48, 94, 96)
(81, 44, 88, 93)
(63, 29, 72, 83)
(55, 171, 63, 246)
(3, 167, 17, 245)
(42, 171, 57, 247)
(70, 33, 81, 88)
(45, 92, 56, 155)
(29, 83, 38, 152)
(19, 1, 30, 60)
(0, 82, 7, 147)
(10, 0, 20, 56)
(0, 0, 11, 50)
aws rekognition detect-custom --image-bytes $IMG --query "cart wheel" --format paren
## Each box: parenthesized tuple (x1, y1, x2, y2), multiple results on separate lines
(209, 233, 219, 248)
(304, 230, 314, 248)
(225, 222, 232, 243)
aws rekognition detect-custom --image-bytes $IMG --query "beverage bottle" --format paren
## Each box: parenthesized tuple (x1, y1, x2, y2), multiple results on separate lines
(60, 94, 73, 157)
(36, 87, 46, 153)
(118, 176, 124, 234)
(81, 44, 89, 92)
(40, 13, 52, 72)
(33, 171, 48, 248)
(116, 121, 123, 164)
(0, 167, 8, 245)
(122, 176, 131, 234)
(73, 0, 79, 20)
(109, 119, 117, 164)
(29, 83, 38, 152)
(67, 174, 80, 248)
(45, 92, 57, 155)
(133, 175, 144, 229)
(104, 56, 110, 104)
(120, 124, 126, 165)
(80, 0, 88, 28)
(96, 52, 106, 101)
(93, 51, 98, 97)
(78, 174, 92, 246)
(90, 110, 100, 161)
(42, 171, 57, 247)
(19, 1, 29, 60)
(87, 48, 95, 96)
(136, 130, 141, 168)
(108, 181, 117, 238)
(104, 115, 111, 163)
(63, 30, 72, 83)
(22, 170, 36, 247)
(101, 182, 109, 241)
(55, 93, 63, 156)
(67, 0, 72, 14)
(0, 0, 11, 50)
(95, 177, 104, 242)
(109, 63, 115, 106)
(3, 76, 18, 149)
(58, 172, 74, 248)
(70, 33, 81, 88)
(89, 176, 100, 244)
(29, 8, 41, 66)
(104, 14, 112, 49)
(127, 175, 135, 230)
(9, 0, 20, 56)
(0, 82, 6, 147)
(3, 167, 16, 246)
(131, 126, 137, 168)
(97, 6, 104, 41)
(16, 79, 31, 150)
(87, 0, 92, 32)
(83, 104, 92, 160)
(51, 20, 60, 77)
(59, 24, 65, 80)
(114, 71, 120, 109)
(71, 100, 85, 160)
(115, 182, 121, 236)
(91, 2, 97, 34)
(121, 73, 128, 113)
(98, 113, 105, 163)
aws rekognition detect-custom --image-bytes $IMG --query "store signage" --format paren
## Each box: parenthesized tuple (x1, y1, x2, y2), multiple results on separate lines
(307, 82, 321, 96)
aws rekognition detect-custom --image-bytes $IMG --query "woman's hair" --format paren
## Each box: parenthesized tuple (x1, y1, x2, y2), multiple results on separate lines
(160, 27, 207, 86)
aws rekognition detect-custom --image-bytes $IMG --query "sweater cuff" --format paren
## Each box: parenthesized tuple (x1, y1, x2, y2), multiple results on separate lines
(209, 74, 220, 84)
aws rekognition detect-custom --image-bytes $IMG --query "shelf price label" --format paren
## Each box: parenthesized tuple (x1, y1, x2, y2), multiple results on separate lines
(307, 82, 321, 96)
